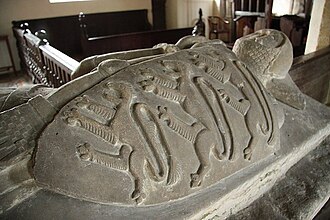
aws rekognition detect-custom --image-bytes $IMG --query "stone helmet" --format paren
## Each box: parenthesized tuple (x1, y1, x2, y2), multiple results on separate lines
(233, 29, 293, 83)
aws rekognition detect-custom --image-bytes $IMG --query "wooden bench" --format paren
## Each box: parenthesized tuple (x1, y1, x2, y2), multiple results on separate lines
(12, 10, 194, 87)
(13, 9, 193, 59)
(80, 27, 193, 56)
(12, 10, 153, 60)
(78, 11, 192, 56)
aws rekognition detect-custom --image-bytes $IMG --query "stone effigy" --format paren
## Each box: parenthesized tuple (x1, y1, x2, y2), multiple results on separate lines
(233, 29, 306, 110)
(1, 30, 330, 219)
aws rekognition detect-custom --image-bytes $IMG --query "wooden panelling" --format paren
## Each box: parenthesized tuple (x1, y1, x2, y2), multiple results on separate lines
(12, 10, 152, 59)
(13, 15, 82, 59)
(290, 47, 330, 103)
(81, 27, 193, 56)
(80, 10, 151, 37)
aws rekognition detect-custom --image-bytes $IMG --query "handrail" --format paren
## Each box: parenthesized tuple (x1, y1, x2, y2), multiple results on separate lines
(39, 44, 79, 72)
(39, 44, 79, 87)
(13, 27, 79, 88)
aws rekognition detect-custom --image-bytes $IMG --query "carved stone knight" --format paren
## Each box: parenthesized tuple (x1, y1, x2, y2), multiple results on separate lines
(0, 30, 306, 208)
(233, 29, 306, 110)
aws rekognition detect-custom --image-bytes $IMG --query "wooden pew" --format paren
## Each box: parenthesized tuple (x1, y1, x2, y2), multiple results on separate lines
(78, 10, 192, 56)
(78, 10, 151, 38)
(13, 10, 153, 60)
(80, 28, 193, 56)
(13, 10, 193, 59)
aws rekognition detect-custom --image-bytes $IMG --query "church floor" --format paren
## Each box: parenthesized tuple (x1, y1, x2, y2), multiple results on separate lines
(0, 71, 32, 87)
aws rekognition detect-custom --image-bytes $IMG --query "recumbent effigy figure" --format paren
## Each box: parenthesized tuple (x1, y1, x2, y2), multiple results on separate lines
(0, 30, 308, 209)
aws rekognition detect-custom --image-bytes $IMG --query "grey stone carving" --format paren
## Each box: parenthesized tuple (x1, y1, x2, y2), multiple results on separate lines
(233, 29, 306, 110)
(0, 85, 56, 169)
(1, 31, 329, 219)
(32, 36, 282, 205)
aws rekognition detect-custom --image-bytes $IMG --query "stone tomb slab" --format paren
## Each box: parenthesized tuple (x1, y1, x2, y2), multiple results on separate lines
(34, 47, 280, 206)
(2, 82, 330, 219)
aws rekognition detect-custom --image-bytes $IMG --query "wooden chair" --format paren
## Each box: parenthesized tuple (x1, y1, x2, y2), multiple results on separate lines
(207, 16, 230, 41)
(280, 15, 308, 47)
(232, 0, 267, 40)
(218, 0, 270, 42)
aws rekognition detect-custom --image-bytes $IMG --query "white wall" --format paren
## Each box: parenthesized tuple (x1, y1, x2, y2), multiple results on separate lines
(0, 0, 152, 70)
(166, 0, 214, 38)
(166, 0, 179, 29)
(272, 0, 305, 16)
(305, 0, 330, 54)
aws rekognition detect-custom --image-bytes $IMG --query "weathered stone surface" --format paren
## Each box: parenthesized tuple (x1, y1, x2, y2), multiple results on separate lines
(34, 43, 280, 205)
(227, 137, 330, 220)
(0, 95, 56, 169)
(0, 32, 329, 219)
(193, 95, 330, 219)
(233, 29, 306, 110)
(1, 94, 329, 220)
(0, 85, 54, 112)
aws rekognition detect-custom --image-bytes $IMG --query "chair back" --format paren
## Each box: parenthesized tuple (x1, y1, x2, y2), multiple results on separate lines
(207, 16, 229, 40)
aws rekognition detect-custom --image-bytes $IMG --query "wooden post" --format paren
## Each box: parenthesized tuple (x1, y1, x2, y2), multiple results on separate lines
(220, 0, 227, 18)
(227, 0, 236, 43)
(265, 0, 273, 28)
(152, 0, 166, 30)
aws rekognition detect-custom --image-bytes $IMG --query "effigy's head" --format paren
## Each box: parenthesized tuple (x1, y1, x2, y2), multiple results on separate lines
(233, 29, 293, 83)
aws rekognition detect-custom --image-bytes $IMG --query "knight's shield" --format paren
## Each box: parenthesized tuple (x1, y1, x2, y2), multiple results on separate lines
(34, 45, 280, 205)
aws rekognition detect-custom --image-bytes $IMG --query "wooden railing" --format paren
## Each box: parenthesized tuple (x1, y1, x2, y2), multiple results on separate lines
(39, 44, 78, 87)
(13, 27, 79, 88)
